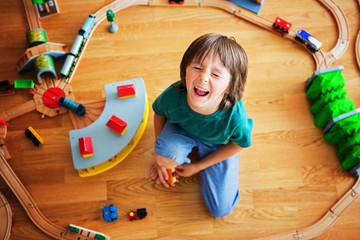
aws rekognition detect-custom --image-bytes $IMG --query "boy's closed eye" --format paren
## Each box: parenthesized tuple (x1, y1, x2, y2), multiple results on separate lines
(212, 73, 220, 78)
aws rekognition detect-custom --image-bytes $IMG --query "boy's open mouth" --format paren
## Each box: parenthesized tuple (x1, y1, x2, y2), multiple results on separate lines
(194, 86, 209, 97)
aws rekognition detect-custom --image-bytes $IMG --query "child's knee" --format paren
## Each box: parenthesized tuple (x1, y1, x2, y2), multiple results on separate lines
(155, 133, 195, 165)
(205, 190, 240, 219)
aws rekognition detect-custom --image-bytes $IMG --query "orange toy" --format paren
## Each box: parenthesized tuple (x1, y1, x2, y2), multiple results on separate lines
(166, 168, 176, 184)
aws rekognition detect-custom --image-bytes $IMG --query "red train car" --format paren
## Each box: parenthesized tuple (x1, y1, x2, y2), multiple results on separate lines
(273, 17, 292, 36)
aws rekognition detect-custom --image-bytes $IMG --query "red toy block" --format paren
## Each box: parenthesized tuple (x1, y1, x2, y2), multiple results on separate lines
(117, 84, 136, 99)
(106, 115, 127, 135)
(78, 136, 93, 158)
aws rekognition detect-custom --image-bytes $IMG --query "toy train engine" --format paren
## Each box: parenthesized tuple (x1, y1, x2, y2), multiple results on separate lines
(273, 17, 292, 36)
(128, 208, 148, 221)
(295, 29, 322, 53)
(79, 15, 97, 39)
(60, 15, 97, 79)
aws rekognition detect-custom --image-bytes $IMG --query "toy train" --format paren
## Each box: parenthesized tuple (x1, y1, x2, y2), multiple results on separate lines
(295, 29, 322, 53)
(272, 17, 322, 52)
(60, 15, 97, 78)
(1, 80, 35, 95)
(273, 17, 291, 36)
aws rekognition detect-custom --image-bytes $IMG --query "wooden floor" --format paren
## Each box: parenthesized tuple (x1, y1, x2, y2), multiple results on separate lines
(1, 0, 360, 239)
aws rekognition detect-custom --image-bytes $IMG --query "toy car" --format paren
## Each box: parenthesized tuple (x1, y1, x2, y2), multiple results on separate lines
(128, 208, 148, 221)
(103, 204, 118, 222)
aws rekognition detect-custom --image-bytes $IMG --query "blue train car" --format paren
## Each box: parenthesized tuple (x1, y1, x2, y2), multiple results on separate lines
(79, 15, 97, 39)
(295, 29, 322, 53)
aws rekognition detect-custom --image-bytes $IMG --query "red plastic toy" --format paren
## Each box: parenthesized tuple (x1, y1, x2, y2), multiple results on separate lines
(106, 115, 127, 135)
(117, 84, 136, 99)
(78, 136, 93, 158)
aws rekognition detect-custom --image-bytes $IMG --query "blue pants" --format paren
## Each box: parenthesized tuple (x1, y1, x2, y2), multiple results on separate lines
(155, 122, 240, 219)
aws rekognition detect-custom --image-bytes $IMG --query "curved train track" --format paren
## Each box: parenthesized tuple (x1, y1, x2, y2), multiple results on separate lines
(0, 191, 12, 240)
(0, 152, 110, 240)
(0, 0, 357, 239)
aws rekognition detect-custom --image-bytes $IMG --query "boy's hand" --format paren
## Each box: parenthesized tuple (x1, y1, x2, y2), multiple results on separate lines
(149, 155, 178, 187)
(175, 162, 201, 177)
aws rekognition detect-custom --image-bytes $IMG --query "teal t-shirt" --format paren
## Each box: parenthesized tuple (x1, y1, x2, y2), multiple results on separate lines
(152, 82, 253, 148)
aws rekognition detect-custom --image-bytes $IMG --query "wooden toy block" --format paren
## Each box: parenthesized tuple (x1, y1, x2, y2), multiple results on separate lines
(78, 136, 93, 158)
(117, 84, 136, 99)
(106, 115, 127, 135)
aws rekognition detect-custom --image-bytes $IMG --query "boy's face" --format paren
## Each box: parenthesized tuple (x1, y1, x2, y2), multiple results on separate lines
(185, 52, 231, 115)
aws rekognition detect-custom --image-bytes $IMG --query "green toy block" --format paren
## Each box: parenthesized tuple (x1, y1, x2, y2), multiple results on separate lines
(310, 89, 347, 115)
(337, 133, 360, 157)
(306, 70, 345, 101)
(306, 65, 344, 88)
(313, 98, 354, 128)
(341, 145, 360, 170)
(325, 118, 360, 145)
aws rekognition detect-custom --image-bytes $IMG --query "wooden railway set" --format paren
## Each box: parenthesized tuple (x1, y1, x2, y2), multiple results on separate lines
(0, 0, 359, 239)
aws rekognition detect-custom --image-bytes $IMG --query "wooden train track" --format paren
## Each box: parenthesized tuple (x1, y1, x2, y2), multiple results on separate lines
(258, 176, 360, 240)
(0, 192, 12, 240)
(0, 153, 110, 240)
(313, 0, 349, 70)
(22, 0, 41, 30)
(0, 0, 356, 239)
(356, 0, 360, 69)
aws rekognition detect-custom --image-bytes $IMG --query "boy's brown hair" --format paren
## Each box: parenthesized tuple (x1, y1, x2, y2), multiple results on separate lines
(175, 33, 248, 110)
